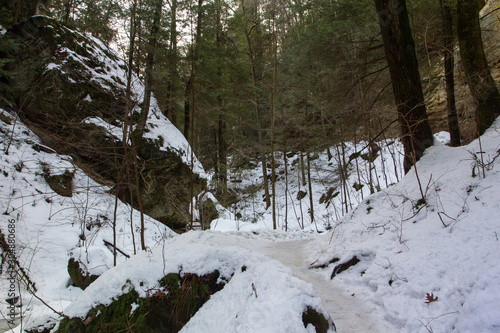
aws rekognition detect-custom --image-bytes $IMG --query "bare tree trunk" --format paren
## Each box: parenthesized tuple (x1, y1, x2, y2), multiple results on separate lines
(185, 0, 203, 141)
(125, 0, 138, 254)
(306, 152, 314, 224)
(270, 0, 278, 229)
(217, 112, 227, 194)
(283, 138, 289, 231)
(165, 0, 178, 127)
(457, 0, 500, 135)
(215, 0, 227, 198)
(241, 0, 271, 209)
(132, 144, 146, 250)
(184, 76, 191, 138)
(374, 0, 433, 173)
(300, 149, 306, 186)
(137, 0, 163, 136)
(440, 0, 461, 146)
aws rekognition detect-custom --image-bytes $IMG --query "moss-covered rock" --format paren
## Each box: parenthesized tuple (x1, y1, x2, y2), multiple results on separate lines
(67, 258, 99, 290)
(42, 164, 74, 197)
(302, 306, 336, 333)
(56, 271, 224, 333)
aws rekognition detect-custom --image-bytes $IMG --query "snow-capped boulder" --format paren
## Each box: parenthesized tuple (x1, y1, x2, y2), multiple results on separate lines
(1, 16, 206, 230)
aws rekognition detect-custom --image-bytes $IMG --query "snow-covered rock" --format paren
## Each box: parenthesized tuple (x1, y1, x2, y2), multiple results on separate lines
(1, 16, 205, 230)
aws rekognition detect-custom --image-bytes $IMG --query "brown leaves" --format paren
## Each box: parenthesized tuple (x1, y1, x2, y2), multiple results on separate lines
(425, 293, 438, 304)
(153, 290, 166, 298)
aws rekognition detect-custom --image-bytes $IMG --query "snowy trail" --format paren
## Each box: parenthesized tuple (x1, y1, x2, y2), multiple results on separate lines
(258, 239, 398, 333)
(208, 233, 398, 333)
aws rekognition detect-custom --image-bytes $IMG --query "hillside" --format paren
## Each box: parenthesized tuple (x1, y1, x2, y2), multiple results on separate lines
(1, 8, 500, 333)
(0, 16, 206, 231)
(3, 115, 498, 332)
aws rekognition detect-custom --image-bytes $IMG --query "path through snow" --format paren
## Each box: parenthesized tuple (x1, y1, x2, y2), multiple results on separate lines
(205, 232, 398, 333)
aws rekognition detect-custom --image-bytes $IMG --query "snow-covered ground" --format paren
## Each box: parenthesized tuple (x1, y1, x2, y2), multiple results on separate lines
(306, 121, 500, 332)
(0, 109, 175, 331)
(212, 131, 451, 233)
(205, 120, 499, 332)
(2, 13, 499, 333)
(3, 107, 500, 332)
(208, 119, 500, 332)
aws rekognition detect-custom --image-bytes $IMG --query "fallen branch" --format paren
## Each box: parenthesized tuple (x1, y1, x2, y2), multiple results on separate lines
(103, 240, 130, 258)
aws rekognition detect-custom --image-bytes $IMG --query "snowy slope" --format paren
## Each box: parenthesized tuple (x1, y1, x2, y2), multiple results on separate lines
(62, 231, 335, 333)
(212, 136, 410, 232)
(306, 120, 500, 332)
(39, 17, 204, 176)
(207, 120, 500, 332)
(0, 109, 175, 331)
(50, 119, 500, 333)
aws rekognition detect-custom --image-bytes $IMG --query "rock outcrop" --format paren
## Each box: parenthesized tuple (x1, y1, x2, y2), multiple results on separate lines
(0, 16, 206, 230)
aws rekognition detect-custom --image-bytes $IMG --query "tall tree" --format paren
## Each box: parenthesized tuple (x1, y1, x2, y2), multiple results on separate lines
(215, 0, 228, 197)
(137, 0, 163, 136)
(79, 0, 120, 44)
(0, 0, 45, 25)
(374, 0, 433, 173)
(164, 0, 179, 126)
(457, 0, 500, 135)
(440, 0, 461, 146)
(241, 0, 271, 209)
(184, 0, 203, 141)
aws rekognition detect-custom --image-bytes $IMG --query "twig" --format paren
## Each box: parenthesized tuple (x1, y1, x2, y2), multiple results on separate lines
(403, 203, 426, 222)
(251, 283, 258, 298)
(481, 7, 500, 20)
(437, 211, 456, 228)
(30, 291, 67, 318)
(103, 240, 130, 258)
(419, 311, 459, 332)
(347, 119, 399, 164)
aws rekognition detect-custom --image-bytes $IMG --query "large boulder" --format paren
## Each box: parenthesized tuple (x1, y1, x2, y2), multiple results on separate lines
(0, 16, 206, 230)
(57, 271, 224, 333)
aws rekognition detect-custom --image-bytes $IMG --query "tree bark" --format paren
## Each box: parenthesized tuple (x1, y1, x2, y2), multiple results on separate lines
(165, 0, 178, 127)
(440, 0, 461, 147)
(137, 0, 163, 136)
(184, 0, 203, 142)
(215, 0, 228, 197)
(242, 0, 271, 209)
(374, 0, 433, 173)
(457, 0, 500, 135)
(184, 76, 192, 138)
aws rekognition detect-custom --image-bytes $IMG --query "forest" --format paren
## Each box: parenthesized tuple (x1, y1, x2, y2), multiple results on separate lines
(3, 0, 500, 209)
(1, 0, 500, 332)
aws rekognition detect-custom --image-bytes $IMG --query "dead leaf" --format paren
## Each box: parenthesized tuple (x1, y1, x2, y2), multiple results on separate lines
(153, 290, 166, 298)
(425, 292, 438, 304)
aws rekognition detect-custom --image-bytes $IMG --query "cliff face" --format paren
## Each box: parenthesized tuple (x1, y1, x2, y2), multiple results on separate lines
(1, 16, 206, 230)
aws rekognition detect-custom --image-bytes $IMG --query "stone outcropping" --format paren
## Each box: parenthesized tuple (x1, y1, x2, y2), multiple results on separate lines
(0, 16, 205, 230)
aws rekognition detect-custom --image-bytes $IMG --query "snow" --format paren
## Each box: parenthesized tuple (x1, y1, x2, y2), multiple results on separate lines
(63, 231, 335, 333)
(304, 119, 500, 332)
(2, 20, 500, 330)
(3, 97, 500, 332)
(41, 18, 205, 177)
(0, 109, 175, 331)
(82, 117, 124, 141)
(213, 138, 407, 232)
